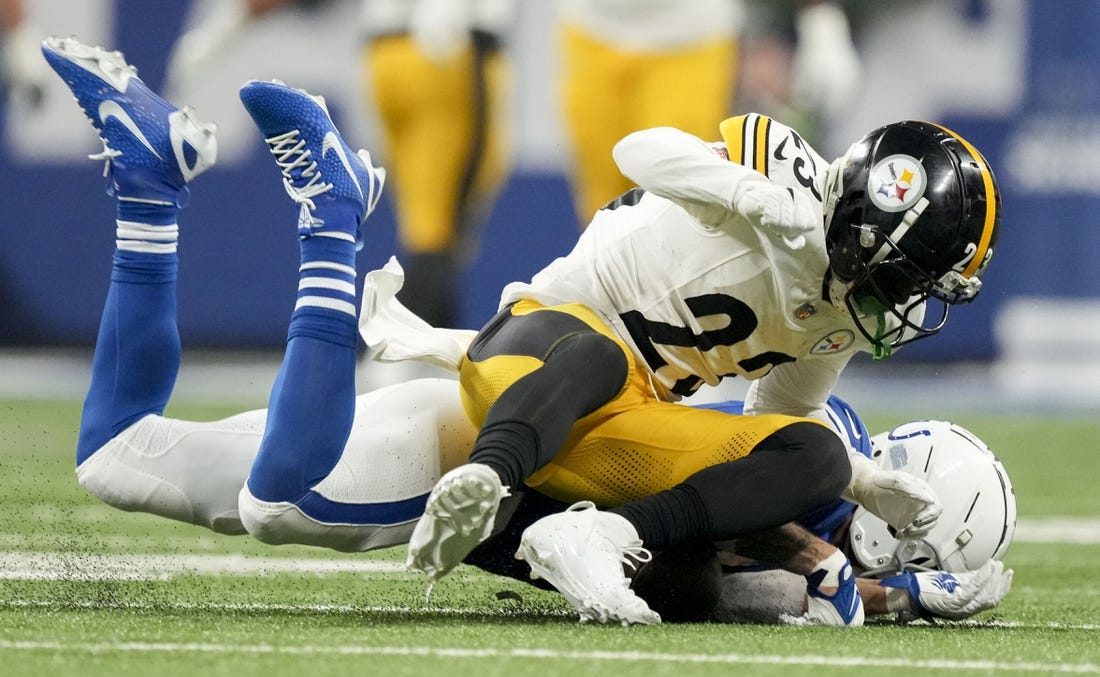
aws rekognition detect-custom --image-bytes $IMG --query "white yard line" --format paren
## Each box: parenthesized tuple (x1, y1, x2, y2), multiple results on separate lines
(1014, 518, 1100, 544)
(2, 518, 1096, 673)
(0, 598, 569, 616)
(0, 639, 1096, 673)
(2, 598, 1098, 632)
(0, 551, 405, 581)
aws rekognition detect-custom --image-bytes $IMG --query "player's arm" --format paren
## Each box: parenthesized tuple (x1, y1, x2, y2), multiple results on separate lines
(743, 354, 848, 422)
(612, 125, 813, 243)
(612, 125, 759, 213)
(711, 563, 1011, 624)
(746, 359, 942, 538)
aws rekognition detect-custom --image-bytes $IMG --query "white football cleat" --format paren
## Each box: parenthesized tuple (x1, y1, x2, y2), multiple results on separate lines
(406, 463, 508, 584)
(880, 558, 1013, 621)
(516, 501, 661, 626)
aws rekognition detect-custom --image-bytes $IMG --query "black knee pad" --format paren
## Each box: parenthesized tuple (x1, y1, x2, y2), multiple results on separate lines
(543, 331, 629, 414)
(483, 329, 628, 424)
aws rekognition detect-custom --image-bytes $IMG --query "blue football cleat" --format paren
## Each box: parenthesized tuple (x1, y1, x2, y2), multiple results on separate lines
(805, 556, 865, 627)
(239, 80, 385, 246)
(41, 36, 217, 205)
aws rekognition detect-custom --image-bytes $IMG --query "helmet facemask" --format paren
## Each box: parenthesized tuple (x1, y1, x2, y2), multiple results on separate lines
(828, 225, 960, 359)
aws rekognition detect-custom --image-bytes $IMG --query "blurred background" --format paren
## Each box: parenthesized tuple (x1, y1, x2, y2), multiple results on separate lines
(1, 0, 1098, 411)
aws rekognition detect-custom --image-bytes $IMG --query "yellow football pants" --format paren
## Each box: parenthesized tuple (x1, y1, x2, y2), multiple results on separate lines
(459, 299, 824, 507)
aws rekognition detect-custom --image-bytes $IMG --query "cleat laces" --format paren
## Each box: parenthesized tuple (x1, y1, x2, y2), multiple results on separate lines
(572, 501, 653, 572)
(611, 535, 652, 575)
(89, 142, 124, 198)
(620, 543, 652, 572)
(89, 141, 122, 172)
(264, 129, 333, 233)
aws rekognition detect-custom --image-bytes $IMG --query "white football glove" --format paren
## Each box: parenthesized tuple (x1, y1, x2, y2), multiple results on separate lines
(731, 181, 816, 249)
(410, 0, 472, 63)
(844, 454, 943, 539)
(881, 559, 1013, 621)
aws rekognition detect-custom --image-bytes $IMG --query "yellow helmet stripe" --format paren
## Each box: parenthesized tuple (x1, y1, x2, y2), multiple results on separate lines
(754, 115, 771, 175)
(719, 115, 748, 166)
(930, 123, 998, 277)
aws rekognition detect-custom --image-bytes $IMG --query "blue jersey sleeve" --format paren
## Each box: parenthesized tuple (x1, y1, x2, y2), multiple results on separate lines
(822, 394, 873, 460)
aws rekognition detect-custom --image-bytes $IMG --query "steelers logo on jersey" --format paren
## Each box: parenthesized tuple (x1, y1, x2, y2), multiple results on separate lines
(867, 154, 927, 213)
(812, 330, 855, 355)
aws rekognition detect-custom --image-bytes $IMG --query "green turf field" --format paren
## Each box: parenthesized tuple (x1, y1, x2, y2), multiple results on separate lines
(1, 398, 1098, 676)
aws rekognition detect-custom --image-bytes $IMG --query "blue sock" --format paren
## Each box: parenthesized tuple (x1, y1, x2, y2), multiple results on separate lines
(77, 199, 181, 463)
(247, 235, 360, 502)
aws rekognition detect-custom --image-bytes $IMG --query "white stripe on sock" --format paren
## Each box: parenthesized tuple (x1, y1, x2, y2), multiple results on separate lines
(116, 240, 178, 254)
(312, 231, 356, 243)
(298, 277, 356, 296)
(300, 261, 356, 277)
(294, 295, 356, 317)
(116, 221, 179, 242)
(117, 195, 175, 206)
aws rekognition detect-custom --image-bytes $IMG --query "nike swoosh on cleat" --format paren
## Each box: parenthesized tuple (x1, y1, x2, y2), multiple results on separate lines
(321, 132, 364, 198)
(169, 112, 203, 183)
(98, 100, 162, 160)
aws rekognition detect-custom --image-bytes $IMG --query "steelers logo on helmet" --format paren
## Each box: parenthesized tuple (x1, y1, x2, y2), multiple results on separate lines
(867, 154, 927, 213)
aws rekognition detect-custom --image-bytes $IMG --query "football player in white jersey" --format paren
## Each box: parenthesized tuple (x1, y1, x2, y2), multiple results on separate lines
(46, 36, 1002, 628)
(407, 102, 1002, 622)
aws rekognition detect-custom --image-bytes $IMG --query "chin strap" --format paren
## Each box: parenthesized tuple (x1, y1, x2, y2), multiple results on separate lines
(827, 271, 895, 360)
(871, 312, 893, 360)
(854, 293, 894, 361)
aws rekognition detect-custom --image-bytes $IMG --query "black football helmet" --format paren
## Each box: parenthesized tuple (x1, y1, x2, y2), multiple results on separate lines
(822, 121, 1001, 358)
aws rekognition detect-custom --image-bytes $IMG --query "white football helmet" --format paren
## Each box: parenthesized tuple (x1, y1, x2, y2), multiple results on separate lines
(848, 420, 1016, 577)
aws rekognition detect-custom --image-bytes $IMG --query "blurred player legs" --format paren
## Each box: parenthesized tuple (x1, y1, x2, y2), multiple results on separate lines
(559, 22, 735, 224)
(363, 2, 511, 328)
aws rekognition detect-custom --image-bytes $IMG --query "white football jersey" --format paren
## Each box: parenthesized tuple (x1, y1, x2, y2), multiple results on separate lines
(501, 114, 872, 412)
